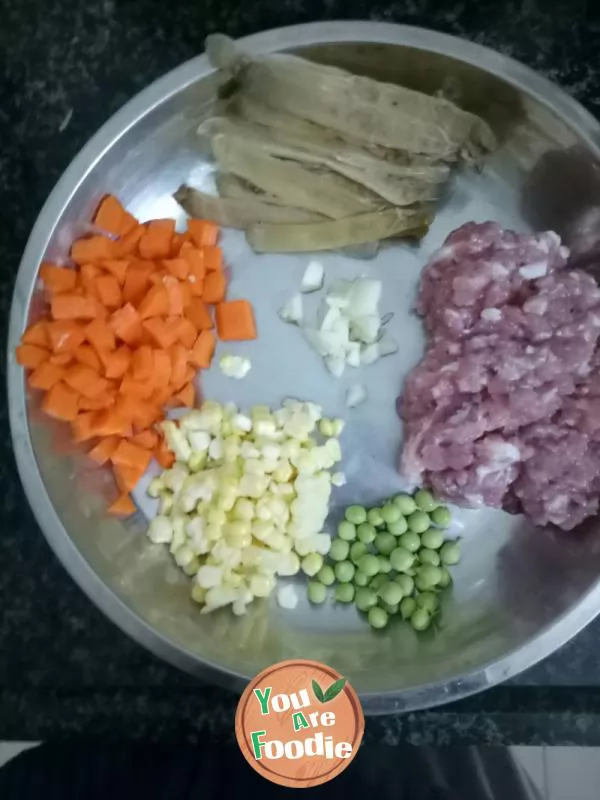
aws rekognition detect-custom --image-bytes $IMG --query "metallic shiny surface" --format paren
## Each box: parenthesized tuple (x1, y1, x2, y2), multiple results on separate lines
(8, 22, 600, 714)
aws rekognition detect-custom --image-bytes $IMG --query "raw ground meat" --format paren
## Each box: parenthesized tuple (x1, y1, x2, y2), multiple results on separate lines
(399, 221, 600, 530)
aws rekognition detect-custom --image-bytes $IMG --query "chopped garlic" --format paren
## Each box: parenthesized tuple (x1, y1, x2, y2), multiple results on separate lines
(301, 260, 324, 293)
(346, 384, 367, 408)
(279, 294, 304, 325)
(219, 354, 251, 380)
(277, 584, 299, 610)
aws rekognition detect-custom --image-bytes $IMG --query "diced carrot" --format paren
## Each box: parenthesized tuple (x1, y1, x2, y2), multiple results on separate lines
(122, 262, 151, 305)
(142, 317, 178, 349)
(74, 344, 103, 372)
(96, 274, 122, 308)
(202, 271, 226, 304)
(162, 257, 188, 280)
(133, 404, 163, 430)
(109, 303, 143, 345)
(111, 439, 153, 472)
(80, 264, 101, 298)
(64, 364, 109, 399)
(181, 242, 206, 280)
(88, 435, 120, 465)
(39, 263, 78, 293)
(22, 320, 50, 348)
(113, 462, 145, 493)
(202, 245, 223, 272)
(84, 318, 116, 353)
(189, 330, 215, 369)
(28, 361, 65, 390)
(131, 345, 154, 381)
(155, 435, 175, 468)
(116, 224, 146, 258)
(95, 195, 138, 237)
(185, 297, 213, 331)
(131, 429, 159, 450)
(176, 382, 195, 407)
(41, 382, 79, 421)
(49, 353, 73, 366)
(99, 345, 131, 379)
(47, 321, 86, 354)
(138, 219, 175, 259)
(89, 408, 131, 437)
(51, 293, 97, 321)
(163, 276, 184, 316)
(79, 393, 114, 410)
(119, 374, 154, 399)
(171, 316, 197, 348)
(179, 281, 192, 309)
(170, 231, 191, 256)
(169, 344, 188, 389)
(188, 219, 219, 247)
(153, 350, 172, 387)
(100, 259, 129, 285)
(72, 411, 98, 443)
(108, 492, 136, 517)
(150, 384, 173, 407)
(138, 283, 169, 319)
(215, 299, 257, 341)
(16, 344, 49, 369)
(71, 236, 116, 265)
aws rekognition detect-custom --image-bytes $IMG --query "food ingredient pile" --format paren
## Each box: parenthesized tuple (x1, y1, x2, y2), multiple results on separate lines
(400, 222, 600, 531)
(174, 34, 495, 253)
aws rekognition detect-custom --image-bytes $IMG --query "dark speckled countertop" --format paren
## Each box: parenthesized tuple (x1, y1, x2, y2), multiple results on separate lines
(3, 0, 600, 745)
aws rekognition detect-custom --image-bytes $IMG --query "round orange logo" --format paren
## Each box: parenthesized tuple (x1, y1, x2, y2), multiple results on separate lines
(235, 659, 364, 788)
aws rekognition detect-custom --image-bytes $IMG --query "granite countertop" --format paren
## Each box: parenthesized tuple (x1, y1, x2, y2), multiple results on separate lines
(3, 0, 600, 745)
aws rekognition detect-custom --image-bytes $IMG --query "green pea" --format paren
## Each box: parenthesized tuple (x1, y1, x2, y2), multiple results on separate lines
(345, 505, 367, 525)
(378, 556, 392, 574)
(400, 596, 416, 620)
(431, 506, 451, 528)
(367, 606, 389, 629)
(367, 508, 385, 527)
(415, 564, 442, 590)
(414, 488, 437, 512)
(421, 528, 444, 550)
(440, 541, 461, 566)
(379, 581, 404, 606)
(337, 520, 357, 541)
(317, 564, 335, 586)
(357, 553, 380, 577)
(381, 601, 399, 615)
(381, 503, 402, 524)
(357, 522, 376, 544)
(334, 560, 355, 583)
(307, 581, 327, 604)
(374, 532, 396, 555)
(329, 538, 350, 561)
(411, 607, 431, 631)
(393, 494, 417, 515)
(419, 548, 440, 567)
(437, 567, 452, 588)
(354, 571, 369, 587)
(416, 591, 439, 614)
(395, 573, 414, 596)
(390, 547, 414, 573)
(407, 511, 430, 534)
(355, 587, 377, 612)
(369, 574, 387, 591)
(350, 541, 368, 564)
(335, 583, 355, 603)
(399, 532, 421, 553)
(387, 517, 408, 536)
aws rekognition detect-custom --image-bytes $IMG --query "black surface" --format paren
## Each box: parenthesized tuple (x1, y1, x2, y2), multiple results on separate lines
(3, 0, 600, 744)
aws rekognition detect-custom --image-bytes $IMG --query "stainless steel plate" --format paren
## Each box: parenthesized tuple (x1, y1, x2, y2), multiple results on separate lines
(8, 22, 600, 713)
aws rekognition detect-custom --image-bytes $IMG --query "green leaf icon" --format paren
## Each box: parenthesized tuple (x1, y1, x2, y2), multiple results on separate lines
(312, 679, 325, 703)
(323, 677, 346, 703)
